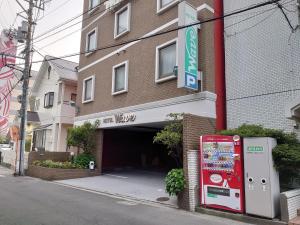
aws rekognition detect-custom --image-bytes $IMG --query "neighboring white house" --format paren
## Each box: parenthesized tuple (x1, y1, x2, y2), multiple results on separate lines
(30, 56, 78, 152)
(224, 1, 300, 137)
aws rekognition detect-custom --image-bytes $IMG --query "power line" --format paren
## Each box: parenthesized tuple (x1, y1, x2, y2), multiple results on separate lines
(16, 0, 110, 53)
(14, 0, 282, 66)
(227, 88, 300, 101)
(276, 2, 296, 31)
(32, 0, 114, 45)
(39, 0, 294, 49)
(24, 0, 109, 46)
(39, 0, 72, 20)
(225, 0, 294, 29)
(225, 7, 278, 37)
(33, 46, 77, 72)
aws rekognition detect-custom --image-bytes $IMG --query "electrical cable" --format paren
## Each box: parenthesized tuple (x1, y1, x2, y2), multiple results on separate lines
(225, 8, 278, 37)
(276, 2, 297, 31)
(24, 0, 110, 45)
(39, 0, 73, 20)
(227, 88, 300, 101)
(16, 0, 110, 53)
(33, 46, 77, 72)
(38, 0, 294, 50)
(13, 0, 282, 66)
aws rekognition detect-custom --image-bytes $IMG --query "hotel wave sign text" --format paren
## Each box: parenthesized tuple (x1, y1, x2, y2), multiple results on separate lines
(102, 113, 136, 125)
(178, 2, 199, 91)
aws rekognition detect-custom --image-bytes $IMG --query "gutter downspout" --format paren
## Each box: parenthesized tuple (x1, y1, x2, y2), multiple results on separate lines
(214, 0, 226, 131)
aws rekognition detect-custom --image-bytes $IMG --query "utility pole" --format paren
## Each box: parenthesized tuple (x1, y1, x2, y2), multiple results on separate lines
(18, 0, 34, 176)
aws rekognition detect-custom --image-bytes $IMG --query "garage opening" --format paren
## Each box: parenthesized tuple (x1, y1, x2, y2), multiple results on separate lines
(102, 126, 178, 173)
(100, 125, 178, 205)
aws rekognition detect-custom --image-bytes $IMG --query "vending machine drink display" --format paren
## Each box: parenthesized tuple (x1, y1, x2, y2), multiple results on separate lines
(200, 135, 244, 213)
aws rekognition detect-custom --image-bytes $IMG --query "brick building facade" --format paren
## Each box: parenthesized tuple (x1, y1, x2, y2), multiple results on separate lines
(76, 0, 221, 209)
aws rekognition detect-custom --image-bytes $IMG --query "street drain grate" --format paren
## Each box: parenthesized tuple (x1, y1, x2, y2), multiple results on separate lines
(156, 197, 169, 202)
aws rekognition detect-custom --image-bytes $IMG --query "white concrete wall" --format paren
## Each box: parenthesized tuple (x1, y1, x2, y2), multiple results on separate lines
(224, 1, 300, 136)
(31, 63, 76, 152)
(32, 63, 60, 126)
(0, 149, 29, 170)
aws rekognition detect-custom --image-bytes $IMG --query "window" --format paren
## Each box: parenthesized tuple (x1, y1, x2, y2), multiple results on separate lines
(34, 130, 46, 148)
(155, 39, 177, 83)
(44, 92, 54, 108)
(82, 75, 95, 103)
(114, 3, 131, 39)
(71, 93, 77, 102)
(47, 66, 51, 79)
(57, 83, 62, 104)
(86, 28, 97, 54)
(157, 0, 179, 13)
(89, 0, 100, 10)
(112, 61, 128, 95)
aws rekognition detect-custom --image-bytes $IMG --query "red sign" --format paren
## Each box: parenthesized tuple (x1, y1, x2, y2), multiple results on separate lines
(0, 30, 17, 135)
(200, 135, 244, 213)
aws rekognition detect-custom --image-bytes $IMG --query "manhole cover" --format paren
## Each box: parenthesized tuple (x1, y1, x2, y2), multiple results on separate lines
(156, 197, 170, 202)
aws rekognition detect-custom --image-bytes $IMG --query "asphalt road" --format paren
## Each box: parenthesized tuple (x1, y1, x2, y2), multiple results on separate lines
(0, 167, 253, 225)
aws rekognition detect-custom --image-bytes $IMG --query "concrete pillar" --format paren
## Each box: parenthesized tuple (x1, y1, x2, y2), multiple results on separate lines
(187, 150, 199, 211)
(181, 114, 216, 211)
(57, 123, 62, 152)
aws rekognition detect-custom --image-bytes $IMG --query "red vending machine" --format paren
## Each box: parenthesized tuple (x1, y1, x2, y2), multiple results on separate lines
(200, 135, 244, 213)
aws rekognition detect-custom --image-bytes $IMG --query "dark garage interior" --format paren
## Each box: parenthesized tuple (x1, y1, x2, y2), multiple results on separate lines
(102, 127, 178, 172)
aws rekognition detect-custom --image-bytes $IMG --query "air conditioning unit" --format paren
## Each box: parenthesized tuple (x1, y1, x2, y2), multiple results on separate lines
(105, 0, 125, 11)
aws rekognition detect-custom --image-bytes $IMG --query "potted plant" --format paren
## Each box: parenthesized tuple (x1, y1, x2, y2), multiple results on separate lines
(165, 168, 186, 206)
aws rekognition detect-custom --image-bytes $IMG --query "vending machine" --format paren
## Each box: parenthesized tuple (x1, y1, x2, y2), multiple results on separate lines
(200, 135, 244, 213)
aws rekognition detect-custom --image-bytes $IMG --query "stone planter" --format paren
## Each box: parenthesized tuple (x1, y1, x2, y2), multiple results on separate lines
(26, 165, 101, 181)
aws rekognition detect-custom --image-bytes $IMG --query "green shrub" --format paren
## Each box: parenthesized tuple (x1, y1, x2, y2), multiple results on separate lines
(165, 169, 185, 196)
(67, 121, 99, 154)
(153, 113, 183, 167)
(219, 124, 297, 144)
(220, 124, 300, 185)
(32, 160, 78, 169)
(73, 153, 95, 169)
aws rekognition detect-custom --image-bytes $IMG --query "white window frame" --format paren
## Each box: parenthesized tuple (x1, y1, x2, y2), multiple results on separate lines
(155, 38, 178, 83)
(88, 0, 100, 14)
(114, 3, 131, 39)
(82, 75, 95, 103)
(85, 27, 98, 56)
(156, 0, 179, 14)
(112, 60, 129, 95)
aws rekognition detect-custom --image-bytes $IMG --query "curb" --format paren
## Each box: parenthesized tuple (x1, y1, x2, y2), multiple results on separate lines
(195, 207, 287, 225)
(52, 181, 178, 209)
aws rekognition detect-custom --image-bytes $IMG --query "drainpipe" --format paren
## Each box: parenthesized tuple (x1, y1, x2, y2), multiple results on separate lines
(214, 0, 226, 131)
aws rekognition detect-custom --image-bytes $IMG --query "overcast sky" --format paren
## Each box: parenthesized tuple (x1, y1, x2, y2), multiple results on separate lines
(0, 0, 84, 71)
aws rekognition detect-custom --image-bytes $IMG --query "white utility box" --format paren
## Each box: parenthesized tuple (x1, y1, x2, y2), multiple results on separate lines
(243, 137, 280, 218)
